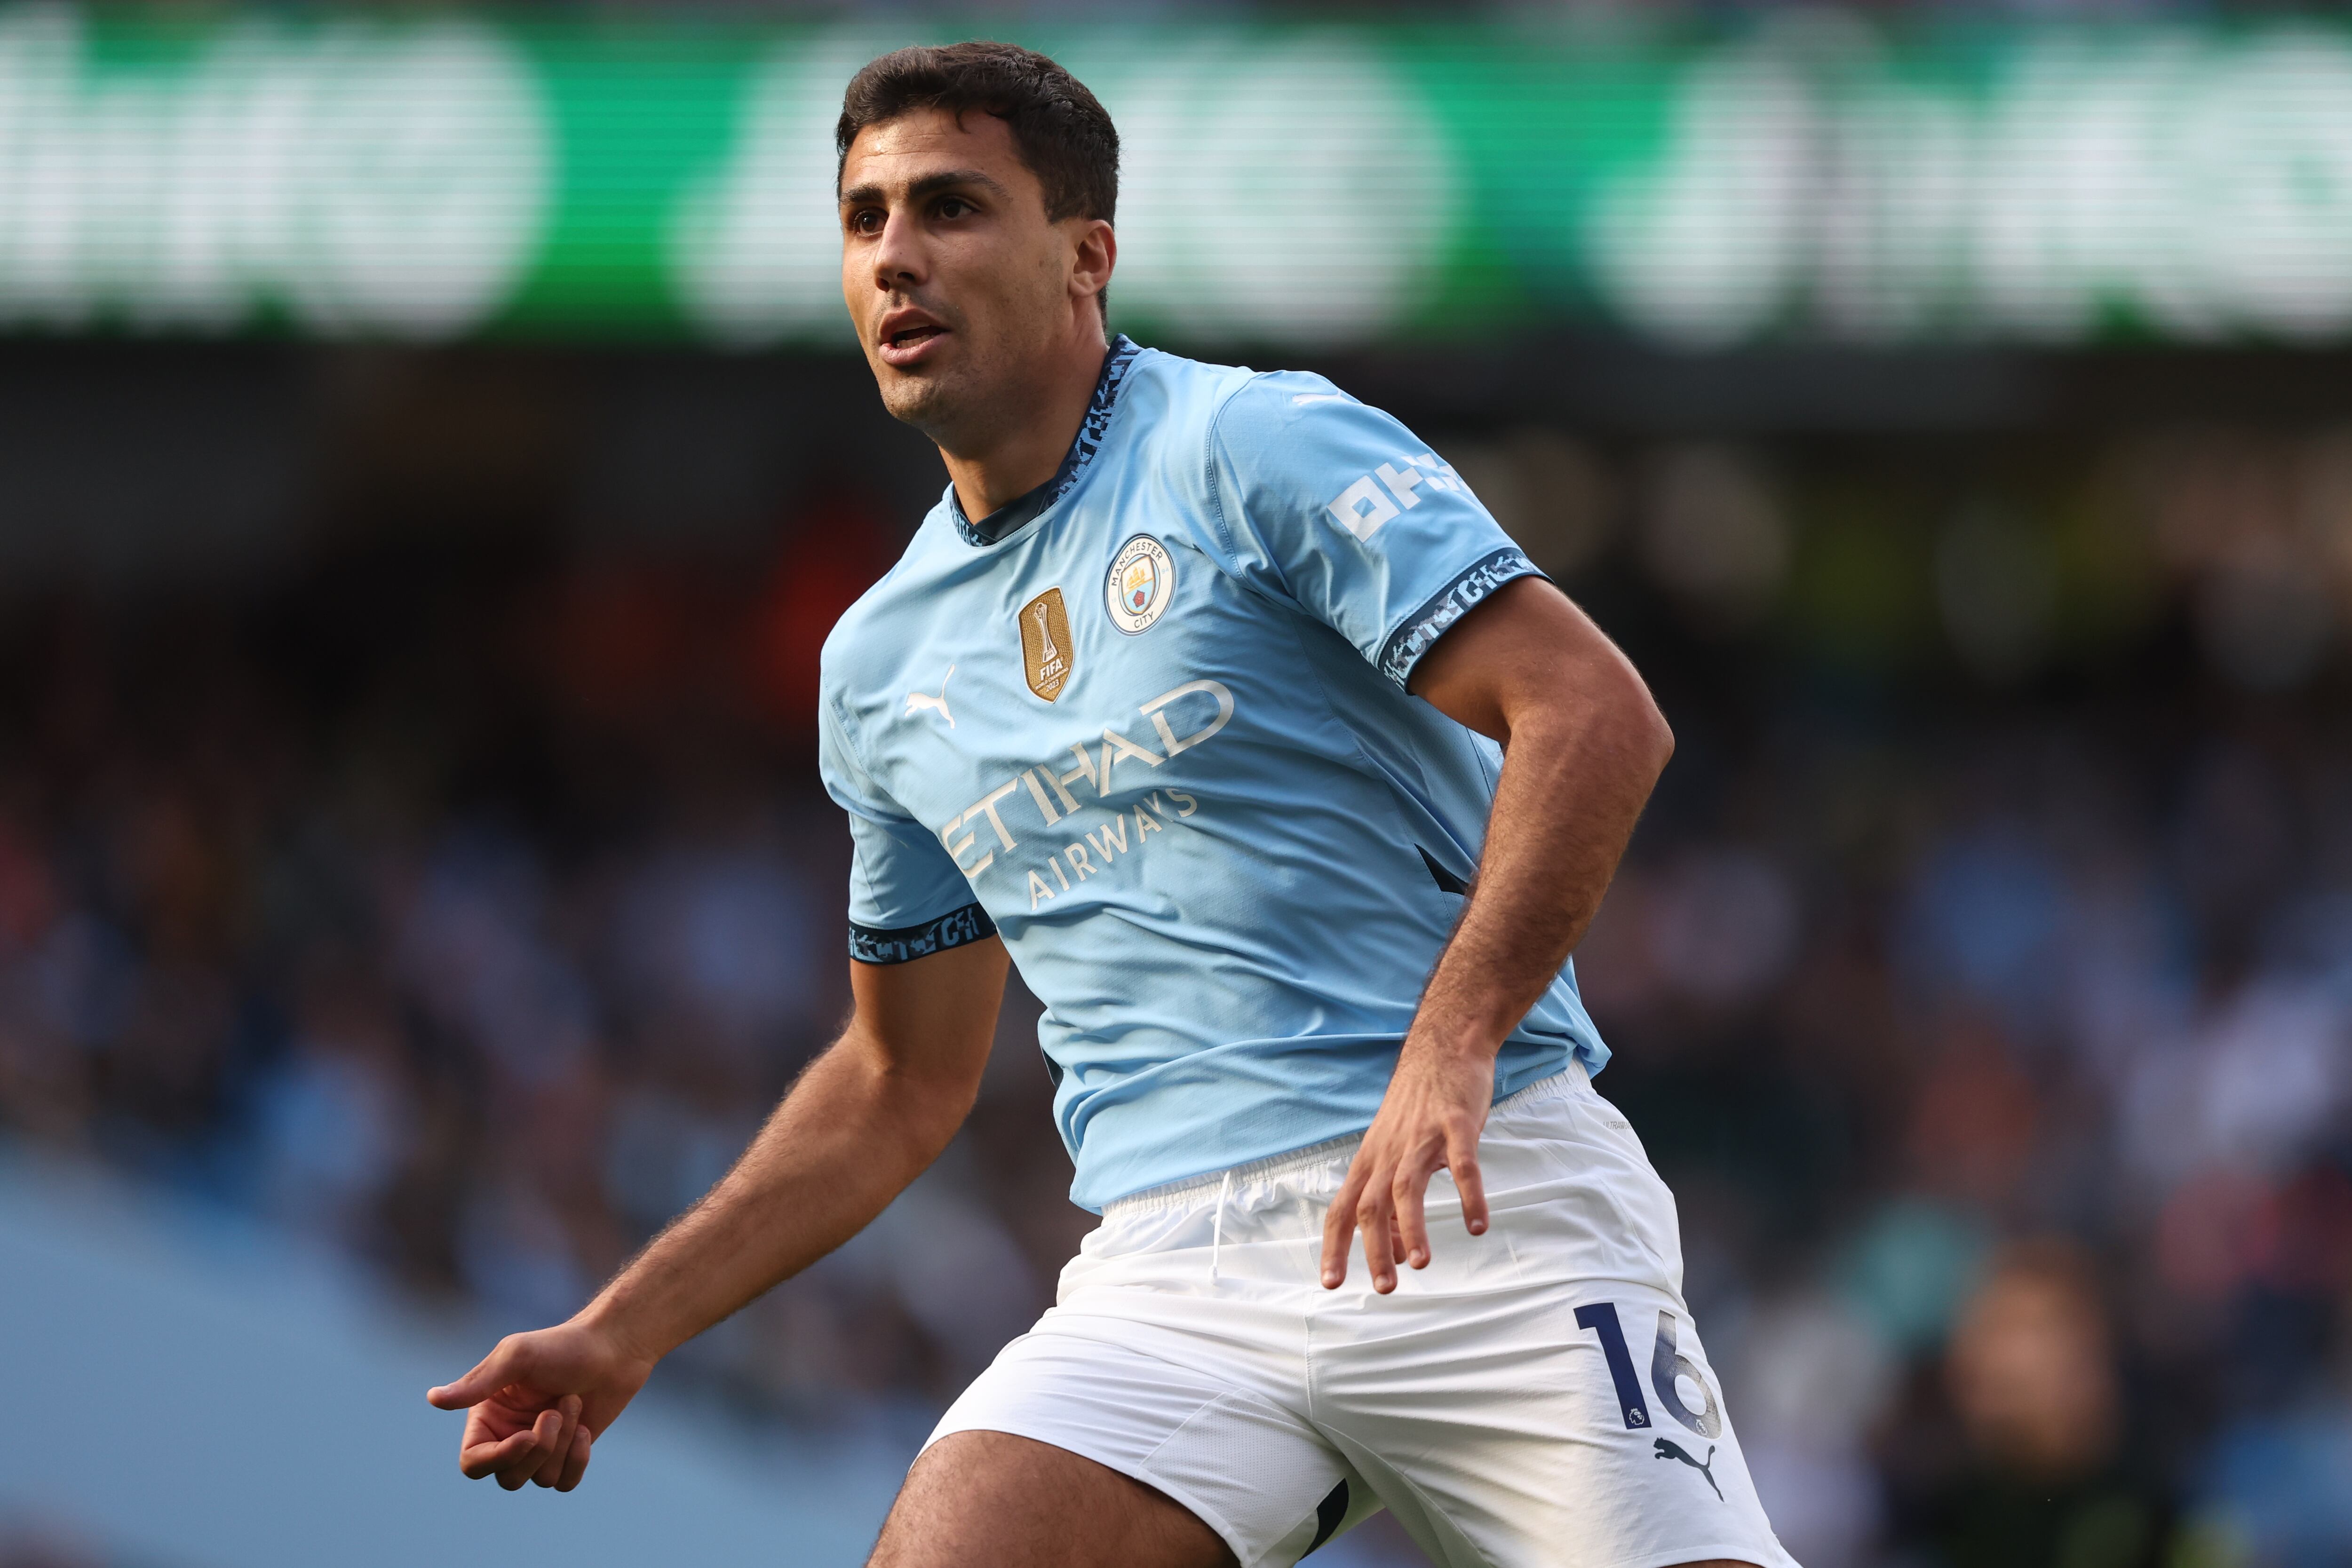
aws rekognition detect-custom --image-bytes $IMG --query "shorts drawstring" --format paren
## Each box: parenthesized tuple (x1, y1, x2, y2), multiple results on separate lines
(1209, 1168, 1233, 1284)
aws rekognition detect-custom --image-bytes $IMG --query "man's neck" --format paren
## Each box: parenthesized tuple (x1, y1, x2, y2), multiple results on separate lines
(939, 330, 1109, 522)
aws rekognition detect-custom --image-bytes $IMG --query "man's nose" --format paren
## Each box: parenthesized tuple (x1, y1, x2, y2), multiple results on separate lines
(870, 206, 926, 292)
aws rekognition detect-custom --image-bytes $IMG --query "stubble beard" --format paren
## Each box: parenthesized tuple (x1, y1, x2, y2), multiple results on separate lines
(869, 285, 1072, 450)
(875, 361, 964, 438)
(876, 346, 1019, 458)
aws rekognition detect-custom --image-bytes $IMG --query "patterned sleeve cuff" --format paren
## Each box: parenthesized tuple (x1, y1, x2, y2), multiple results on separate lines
(848, 903, 999, 965)
(1376, 546, 1546, 690)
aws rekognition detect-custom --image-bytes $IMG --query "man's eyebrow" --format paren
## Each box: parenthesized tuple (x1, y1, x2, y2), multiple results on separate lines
(838, 168, 1013, 208)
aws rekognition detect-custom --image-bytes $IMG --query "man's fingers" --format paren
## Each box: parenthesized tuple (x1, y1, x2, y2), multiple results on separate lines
(495, 1408, 565, 1491)
(495, 1409, 562, 1490)
(1320, 1160, 1369, 1250)
(1393, 1164, 1432, 1271)
(493, 1437, 545, 1490)
(556, 1424, 593, 1492)
(1319, 1160, 1373, 1288)
(1451, 1139, 1489, 1237)
(460, 1429, 537, 1481)
(429, 1337, 532, 1411)
(1358, 1186, 1398, 1292)
(531, 1448, 565, 1488)
(458, 1433, 520, 1480)
(532, 1396, 581, 1488)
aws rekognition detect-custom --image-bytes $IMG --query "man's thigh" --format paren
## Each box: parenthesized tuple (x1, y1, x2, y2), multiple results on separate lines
(917, 1328, 1372, 1566)
(1316, 1285, 1797, 1568)
(868, 1430, 1235, 1568)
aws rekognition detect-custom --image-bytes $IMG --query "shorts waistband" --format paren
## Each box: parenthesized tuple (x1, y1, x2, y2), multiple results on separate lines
(1102, 1060, 1589, 1218)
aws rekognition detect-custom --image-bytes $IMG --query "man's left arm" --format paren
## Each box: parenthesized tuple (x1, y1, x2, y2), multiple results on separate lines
(1318, 575, 1674, 1292)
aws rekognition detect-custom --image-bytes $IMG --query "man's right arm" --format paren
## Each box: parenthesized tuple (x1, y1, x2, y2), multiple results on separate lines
(425, 935, 1011, 1491)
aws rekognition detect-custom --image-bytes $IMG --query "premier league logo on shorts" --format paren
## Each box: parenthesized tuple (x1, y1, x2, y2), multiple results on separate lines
(1106, 534, 1175, 634)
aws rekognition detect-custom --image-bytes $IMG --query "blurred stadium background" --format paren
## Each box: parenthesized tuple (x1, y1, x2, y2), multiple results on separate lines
(3, 5, 2352, 1566)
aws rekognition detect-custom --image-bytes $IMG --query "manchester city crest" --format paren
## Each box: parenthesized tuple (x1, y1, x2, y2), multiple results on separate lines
(1105, 534, 1175, 634)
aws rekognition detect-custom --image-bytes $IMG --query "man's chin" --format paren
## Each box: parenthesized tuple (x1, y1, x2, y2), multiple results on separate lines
(876, 363, 964, 433)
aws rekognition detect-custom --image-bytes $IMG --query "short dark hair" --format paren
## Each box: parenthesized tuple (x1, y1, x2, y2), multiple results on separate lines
(836, 41, 1119, 228)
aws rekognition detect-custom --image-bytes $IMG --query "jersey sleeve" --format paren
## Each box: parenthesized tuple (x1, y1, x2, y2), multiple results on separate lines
(1204, 373, 1544, 690)
(818, 693, 998, 965)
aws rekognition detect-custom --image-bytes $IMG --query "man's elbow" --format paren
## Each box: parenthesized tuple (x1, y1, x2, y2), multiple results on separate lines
(835, 1022, 988, 1146)
(887, 1049, 990, 1139)
(1493, 633, 1672, 783)
(1626, 678, 1675, 782)
(1566, 651, 1672, 789)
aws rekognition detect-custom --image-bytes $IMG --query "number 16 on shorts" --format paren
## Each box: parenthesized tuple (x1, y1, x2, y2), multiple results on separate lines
(1573, 1301, 1724, 1439)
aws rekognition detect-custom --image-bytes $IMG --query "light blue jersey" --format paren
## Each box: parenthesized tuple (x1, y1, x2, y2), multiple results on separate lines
(819, 339, 1610, 1211)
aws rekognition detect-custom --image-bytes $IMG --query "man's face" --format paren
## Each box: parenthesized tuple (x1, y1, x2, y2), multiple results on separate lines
(839, 108, 1107, 439)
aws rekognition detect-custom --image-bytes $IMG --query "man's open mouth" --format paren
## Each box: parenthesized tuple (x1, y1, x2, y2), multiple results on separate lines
(877, 308, 950, 361)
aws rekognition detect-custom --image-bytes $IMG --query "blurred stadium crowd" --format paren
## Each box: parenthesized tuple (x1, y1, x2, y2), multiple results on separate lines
(1, 401, 2350, 1568)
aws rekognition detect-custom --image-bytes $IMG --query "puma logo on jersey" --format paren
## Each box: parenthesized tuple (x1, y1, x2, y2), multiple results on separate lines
(1652, 1439, 1722, 1502)
(905, 665, 955, 727)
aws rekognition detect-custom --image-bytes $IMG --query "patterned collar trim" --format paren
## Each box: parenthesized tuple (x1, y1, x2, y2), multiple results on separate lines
(951, 335, 1142, 547)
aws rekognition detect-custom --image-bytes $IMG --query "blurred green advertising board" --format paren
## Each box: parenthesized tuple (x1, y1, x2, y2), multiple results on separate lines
(8, 8, 2352, 348)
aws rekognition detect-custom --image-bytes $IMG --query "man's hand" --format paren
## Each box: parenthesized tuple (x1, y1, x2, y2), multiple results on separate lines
(1319, 577, 1671, 1293)
(1319, 1037, 1493, 1293)
(423, 938, 1010, 1495)
(426, 1318, 654, 1491)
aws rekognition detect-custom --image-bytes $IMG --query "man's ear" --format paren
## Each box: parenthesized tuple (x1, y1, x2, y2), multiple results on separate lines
(1071, 218, 1116, 306)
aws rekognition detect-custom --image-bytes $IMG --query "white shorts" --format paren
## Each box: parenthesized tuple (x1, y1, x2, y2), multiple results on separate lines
(927, 1066, 1801, 1568)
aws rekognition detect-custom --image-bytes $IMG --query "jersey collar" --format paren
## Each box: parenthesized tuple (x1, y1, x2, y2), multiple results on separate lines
(950, 335, 1142, 547)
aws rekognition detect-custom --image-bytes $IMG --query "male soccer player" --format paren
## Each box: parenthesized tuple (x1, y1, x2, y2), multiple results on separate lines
(430, 41, 1797, 1568)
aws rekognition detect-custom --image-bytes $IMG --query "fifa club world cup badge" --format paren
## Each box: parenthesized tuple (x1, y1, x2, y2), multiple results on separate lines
(1019, 586, 1074, 702)
(1105, 534, 1175, 635)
